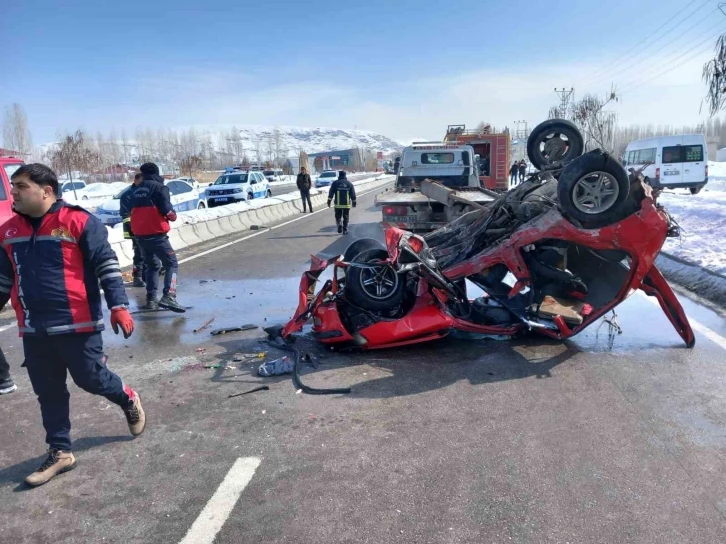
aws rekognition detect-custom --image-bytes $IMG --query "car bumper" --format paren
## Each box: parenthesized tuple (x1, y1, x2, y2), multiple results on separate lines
(207, 195, 246, 208)
(649, 178, 708, 189)
(96, 214, 122, 225)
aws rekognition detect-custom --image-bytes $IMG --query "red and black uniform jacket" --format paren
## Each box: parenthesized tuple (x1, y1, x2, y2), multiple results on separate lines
(0, 200, 128, 337)
(130, 176, 174, 237)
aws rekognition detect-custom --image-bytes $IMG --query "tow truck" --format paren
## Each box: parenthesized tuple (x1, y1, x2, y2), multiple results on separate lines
(443, 123, 510, 191)
(374, 141, 497, 232)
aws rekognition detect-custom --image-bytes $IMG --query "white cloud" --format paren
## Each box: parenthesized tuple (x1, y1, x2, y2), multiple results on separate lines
(29, 50, 719, 143)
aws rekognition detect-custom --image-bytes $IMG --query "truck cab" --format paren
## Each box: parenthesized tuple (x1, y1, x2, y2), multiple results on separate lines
(396, 142, 479, 190)
(0, 157, 23, 225)
(443, 124, 510, 191)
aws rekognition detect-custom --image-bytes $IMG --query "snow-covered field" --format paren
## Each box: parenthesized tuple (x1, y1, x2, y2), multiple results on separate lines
(660, 161, 726, 275)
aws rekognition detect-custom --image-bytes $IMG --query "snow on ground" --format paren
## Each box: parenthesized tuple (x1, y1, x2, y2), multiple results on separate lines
(660, 162, 726, 275)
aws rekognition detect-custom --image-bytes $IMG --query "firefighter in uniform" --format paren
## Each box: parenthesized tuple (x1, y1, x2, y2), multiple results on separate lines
(0, 164, 143, 487)
(130, 163, 185, 312)
(327, 170, 357, 234)
(120, 173, 155, 287)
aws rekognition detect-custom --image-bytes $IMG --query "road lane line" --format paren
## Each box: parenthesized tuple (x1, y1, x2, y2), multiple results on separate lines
(0, 321, 17, 333)
(177, 182, 390, 265)
(638, 292, 726, 351)
(179, 457, 261, 544)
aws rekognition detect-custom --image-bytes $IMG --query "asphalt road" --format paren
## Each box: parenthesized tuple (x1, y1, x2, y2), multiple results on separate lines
(2, 184, 726, 543)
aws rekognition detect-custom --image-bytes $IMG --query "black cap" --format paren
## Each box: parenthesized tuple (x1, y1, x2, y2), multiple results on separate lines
(338, 170, 347, 179)
(140, 162, 160, 176)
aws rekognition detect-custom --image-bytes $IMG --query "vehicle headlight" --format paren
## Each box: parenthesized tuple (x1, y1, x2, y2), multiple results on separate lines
(233, 188, 244, 194)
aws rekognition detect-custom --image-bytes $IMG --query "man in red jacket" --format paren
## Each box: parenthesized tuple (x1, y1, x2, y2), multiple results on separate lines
(0, 163, 143, 487)
(130, 162, 185, 312)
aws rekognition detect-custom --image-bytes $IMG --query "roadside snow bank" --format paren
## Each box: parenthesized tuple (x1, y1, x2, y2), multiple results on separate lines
(659, 162, 726, 276)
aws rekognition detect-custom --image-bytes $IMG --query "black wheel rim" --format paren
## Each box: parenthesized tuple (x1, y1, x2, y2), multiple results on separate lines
(358, 264, 399, 300)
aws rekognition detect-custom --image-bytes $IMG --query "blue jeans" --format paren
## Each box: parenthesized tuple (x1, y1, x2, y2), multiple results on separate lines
(24, 332, 133, 451)
(138, 235, 178, 298)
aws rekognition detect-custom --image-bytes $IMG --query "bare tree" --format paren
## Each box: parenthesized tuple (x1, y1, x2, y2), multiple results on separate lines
(703, 34, 726, 116)
(272, 127, 288, 168)
(253, 139, 263, 167)
(2, 103, 33, 158)
(48, 130, 99, 199)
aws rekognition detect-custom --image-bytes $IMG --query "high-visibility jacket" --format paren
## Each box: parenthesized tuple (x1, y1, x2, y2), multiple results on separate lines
(0, 200, 128, 337)
(328, 178, 357, 209)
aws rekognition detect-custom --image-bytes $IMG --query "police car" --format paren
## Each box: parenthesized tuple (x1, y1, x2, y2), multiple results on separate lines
(94, 179, 207, 226)
(205, 170, 272, 208)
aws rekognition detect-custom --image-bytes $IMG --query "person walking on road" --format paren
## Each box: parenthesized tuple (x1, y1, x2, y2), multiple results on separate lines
(519, 160, 527, 183)
(296, 167, 313, 213)
(510, 162, 519, 185)
(0, 163, 143, 487)
(0, 347, 17, 395)
(130, 162, 185, 313)
(121, 173, 156, 288)
(327, 170, 357, 235)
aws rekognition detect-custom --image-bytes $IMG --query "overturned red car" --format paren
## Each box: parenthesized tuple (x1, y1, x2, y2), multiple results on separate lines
(282, 120, 695, 350)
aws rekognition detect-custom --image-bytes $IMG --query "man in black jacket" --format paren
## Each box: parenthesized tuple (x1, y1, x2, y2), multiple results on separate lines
(327, 171, 356, 234)
(130, 163, 185, 313)
(120, 173, 156, 287)
(296, 167, 313, 213)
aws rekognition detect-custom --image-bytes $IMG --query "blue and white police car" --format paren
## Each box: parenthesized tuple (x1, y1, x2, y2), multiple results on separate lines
(94, 179, 207, 226)
(205, 170, 272, 208)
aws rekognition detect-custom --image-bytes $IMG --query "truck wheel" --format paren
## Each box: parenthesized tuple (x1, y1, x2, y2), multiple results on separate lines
(527, 119, 584, 170)
(557, 150, 630, 228)
(689, 186, 702, 195)
(345, 249, 405, 312)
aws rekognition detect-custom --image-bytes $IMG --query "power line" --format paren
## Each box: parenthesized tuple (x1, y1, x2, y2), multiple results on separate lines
(618, 27, 726, 95)
(583, 6, 720, 89)
(578, 0, 707, 84)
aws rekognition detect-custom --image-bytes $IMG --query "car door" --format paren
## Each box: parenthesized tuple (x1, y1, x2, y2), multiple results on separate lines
(255, 173, 268, 197)
(682, 143, 705, 185)
(661, 140, 684, 186)
(172, 180, 196, 211)
(166, 181, 184, 210)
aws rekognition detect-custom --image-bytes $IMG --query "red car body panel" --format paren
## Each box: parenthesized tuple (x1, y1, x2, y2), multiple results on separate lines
(283, 188, 695, 349)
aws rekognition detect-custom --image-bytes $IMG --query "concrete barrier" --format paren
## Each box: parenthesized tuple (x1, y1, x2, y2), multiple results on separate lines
(192, 221, 215, 242)
(206, 218, 226, 239)
(168, 228, 189, 251)
(178, 224, 204, 247)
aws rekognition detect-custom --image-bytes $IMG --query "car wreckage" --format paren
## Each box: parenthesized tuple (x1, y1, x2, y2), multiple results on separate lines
(282, 119, 695, 350)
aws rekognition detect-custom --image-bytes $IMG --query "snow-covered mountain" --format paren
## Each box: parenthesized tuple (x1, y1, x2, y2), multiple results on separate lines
(229, 125, 403, 155)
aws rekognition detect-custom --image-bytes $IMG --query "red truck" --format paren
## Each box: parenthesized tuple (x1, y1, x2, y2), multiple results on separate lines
(0, 156, 23, 225)
(443, 124, 510, 191)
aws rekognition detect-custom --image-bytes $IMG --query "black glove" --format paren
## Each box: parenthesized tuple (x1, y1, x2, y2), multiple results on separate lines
(327, 200, 331, 208)
(352, 201, 357, 208)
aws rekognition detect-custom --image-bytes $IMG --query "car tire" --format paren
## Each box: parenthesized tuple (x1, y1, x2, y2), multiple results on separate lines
(344, 249, 405, 312)
(689, 186, 702, 195)
(527, 119, 585, 170)
(557, 150, 631, 228)
(197, 201, 206, 209)
(247, 192, 254, 201)
(82, 196, 88, 200)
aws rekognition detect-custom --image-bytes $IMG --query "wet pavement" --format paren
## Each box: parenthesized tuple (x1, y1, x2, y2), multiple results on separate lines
(2, 184, 726, 543)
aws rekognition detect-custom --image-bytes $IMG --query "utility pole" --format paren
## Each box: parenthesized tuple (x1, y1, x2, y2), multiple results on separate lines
(554, 87, 574, 118)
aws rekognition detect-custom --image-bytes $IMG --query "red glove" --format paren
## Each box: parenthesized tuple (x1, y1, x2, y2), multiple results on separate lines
(111, 308, 134, 339)
(167, 210, 177, 222)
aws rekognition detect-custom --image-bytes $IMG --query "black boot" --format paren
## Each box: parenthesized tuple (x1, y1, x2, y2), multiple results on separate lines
(159, 293, 186, 313)
(145, 297, 159, 310)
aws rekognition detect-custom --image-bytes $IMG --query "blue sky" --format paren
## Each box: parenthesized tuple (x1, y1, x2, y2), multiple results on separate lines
(1, 0, 722, 144)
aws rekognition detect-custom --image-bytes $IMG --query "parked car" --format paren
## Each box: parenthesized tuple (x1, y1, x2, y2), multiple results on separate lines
(315, 170, 337, 188)
(60, 180, 87, 196)
(73, 182, 130, 201)
(0, 157, 23, 225)
(263, 169, 283, 182)
(94, 179, 207, 225)
(204, 170, 271, 208)
(622, 134, 708, 194)
(174, 176, 200, 189)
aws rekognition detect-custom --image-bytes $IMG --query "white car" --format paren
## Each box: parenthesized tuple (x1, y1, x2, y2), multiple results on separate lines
(263, 169, 283, 182)
(314, 170, 338, 188)
(60, 180, 87, 196)
(173, 176, 200, 189)
(94, 179, 207, 226)
(204, 170, 271, 208)
(75, 182, 130, 201)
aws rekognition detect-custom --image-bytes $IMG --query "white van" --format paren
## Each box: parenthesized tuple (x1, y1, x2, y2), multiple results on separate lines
(396, 142, 479, 189)
(622, 134, 708, 194)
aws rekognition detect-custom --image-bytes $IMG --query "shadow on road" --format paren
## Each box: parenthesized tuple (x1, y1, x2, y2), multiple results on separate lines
(1, 435, 134, 491)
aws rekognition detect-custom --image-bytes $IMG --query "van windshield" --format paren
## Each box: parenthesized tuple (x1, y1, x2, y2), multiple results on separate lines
(214, 174, 248, 185)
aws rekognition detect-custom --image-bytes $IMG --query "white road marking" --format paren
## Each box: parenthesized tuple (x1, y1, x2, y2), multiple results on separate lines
(0, 321, 17, 333)
(179, 456, 261, 544)
(177, 182, 389, 264)
(639, 292, 726, 351)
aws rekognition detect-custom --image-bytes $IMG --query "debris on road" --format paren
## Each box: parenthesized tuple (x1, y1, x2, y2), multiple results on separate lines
(195, 348, 207, 353)
(228, 385, 269, 398)
(210, 324, 258, 336)
(233, 352, 267, 362)
(258, 356, 293, 377)
(193, 317, 215, 333)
